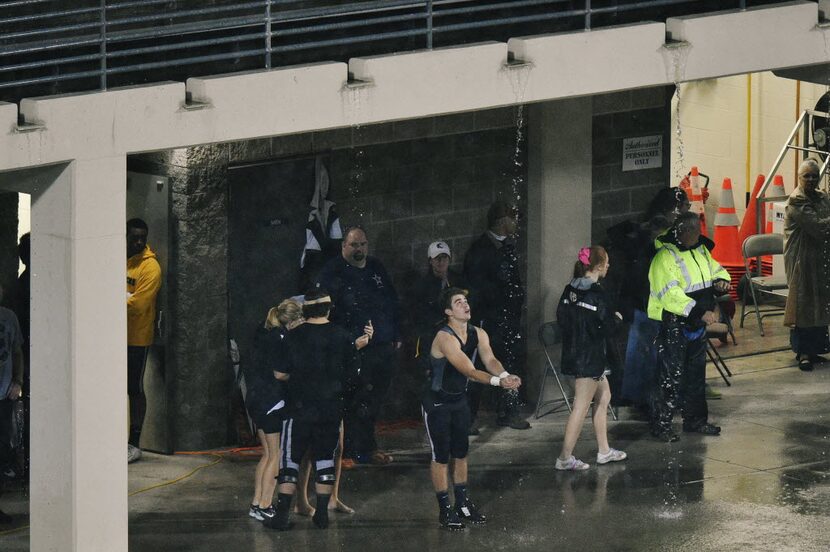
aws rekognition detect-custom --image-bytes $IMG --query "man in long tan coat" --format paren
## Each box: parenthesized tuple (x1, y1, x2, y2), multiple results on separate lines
(783, 159, 830, 371)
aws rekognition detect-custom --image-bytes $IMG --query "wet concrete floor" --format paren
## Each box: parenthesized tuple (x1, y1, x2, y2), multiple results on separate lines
(2, 349, 829, 551)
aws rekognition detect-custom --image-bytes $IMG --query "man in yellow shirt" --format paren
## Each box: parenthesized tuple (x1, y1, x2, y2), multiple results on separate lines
(127, 218, 161, 462)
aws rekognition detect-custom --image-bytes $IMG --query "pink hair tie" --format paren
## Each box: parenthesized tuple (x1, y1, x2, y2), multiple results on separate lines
(578, 247, 591, 266)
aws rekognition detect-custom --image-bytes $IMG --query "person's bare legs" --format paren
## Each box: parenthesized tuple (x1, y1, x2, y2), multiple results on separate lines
(258, 431, 280, 509)
(451, 457, 467, 487)
(252, 429, 268, 507)
(330, 422, 354, 513)
(430, 460, 449, 493)
(294, 454, 314, 516)
(558, 378, 599, 461)
(592, 378, 612, 455)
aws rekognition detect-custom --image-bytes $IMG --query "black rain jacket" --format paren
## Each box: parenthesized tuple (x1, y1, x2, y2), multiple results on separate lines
(556, 278, 620, 379)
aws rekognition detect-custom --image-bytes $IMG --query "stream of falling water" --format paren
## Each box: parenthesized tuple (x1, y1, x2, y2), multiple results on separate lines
(342, 82, 370, 222)
(663, 41, 690, 183)
(500, 62, 532, 414)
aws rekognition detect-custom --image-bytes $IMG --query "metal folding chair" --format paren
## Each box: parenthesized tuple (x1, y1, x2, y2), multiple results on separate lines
(739, 234, 788, 336)
(535, 322, 571, 418)
(704, 325, 732, 386)
(535, 321, 617, 421)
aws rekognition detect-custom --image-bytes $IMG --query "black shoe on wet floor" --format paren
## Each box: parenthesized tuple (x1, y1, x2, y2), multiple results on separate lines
(455, 499, 486, 525)
(439, 505, 465, 531)
(496, 415, 531, 430)
(682, 423, 721, 436)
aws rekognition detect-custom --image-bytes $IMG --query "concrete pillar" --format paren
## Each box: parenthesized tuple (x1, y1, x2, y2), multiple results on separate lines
(26, 158, 128, 551)
(526, 98, 592, 396)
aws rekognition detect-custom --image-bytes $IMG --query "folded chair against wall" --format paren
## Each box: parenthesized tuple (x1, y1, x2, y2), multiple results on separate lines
(739, 234, 789, 336)
(535, 321, 617, 421)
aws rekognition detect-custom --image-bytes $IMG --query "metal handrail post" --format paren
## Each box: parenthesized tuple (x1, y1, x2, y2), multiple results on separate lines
(584, 0, 591, 30)
(265, 0, 272, 68)
(426, 0, 433, 49)
(100, 0, 107, 90)
(757, 110, 808, 233)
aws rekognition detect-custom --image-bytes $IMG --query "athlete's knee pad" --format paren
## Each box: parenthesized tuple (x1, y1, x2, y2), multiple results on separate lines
(315, 460, 336, 485)
(316, 467, 336, 485)
(277, 467, 299, 485)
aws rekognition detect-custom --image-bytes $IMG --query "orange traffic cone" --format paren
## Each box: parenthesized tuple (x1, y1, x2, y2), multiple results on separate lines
(687, 166, 708, 236)
(765, 175, 786, 234)
(712, 178, 742, 266)
(739, 174, 766, 246)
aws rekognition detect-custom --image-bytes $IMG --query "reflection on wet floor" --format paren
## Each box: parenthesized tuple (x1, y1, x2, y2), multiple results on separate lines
(1, 350, 829, 551)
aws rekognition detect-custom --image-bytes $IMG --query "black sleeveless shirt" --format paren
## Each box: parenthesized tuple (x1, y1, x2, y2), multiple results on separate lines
(428, 323, 479, 401)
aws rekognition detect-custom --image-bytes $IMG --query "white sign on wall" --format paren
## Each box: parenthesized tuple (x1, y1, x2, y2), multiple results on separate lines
(622, 135, 663, 171)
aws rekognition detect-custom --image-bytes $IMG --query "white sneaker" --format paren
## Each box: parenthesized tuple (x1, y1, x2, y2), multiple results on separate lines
(127, 444, 142, 464)
(555, 456, 590, 471)
(597, 448, 627, 465)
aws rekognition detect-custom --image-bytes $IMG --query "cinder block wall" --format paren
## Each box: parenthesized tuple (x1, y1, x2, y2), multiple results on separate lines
(131, 106, 527, 448)
(129, 88, 672, 449)
(591, 87, 672, 242)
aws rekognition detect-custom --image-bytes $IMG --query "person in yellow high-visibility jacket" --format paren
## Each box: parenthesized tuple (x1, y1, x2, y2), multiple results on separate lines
(648, 211, 730, 442)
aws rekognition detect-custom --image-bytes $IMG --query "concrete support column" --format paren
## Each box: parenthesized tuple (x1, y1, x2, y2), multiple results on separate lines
(29, 157, 127, 551)
(526, 98, 592, 396)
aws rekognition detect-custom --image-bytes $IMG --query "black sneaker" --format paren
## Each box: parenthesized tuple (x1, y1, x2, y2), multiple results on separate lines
(263, 511, 292, 531)
(439, 505, 465, 531)
(683, 423, 721, 436)
(248, 504, 263, 521)
(455, 499, 486, 525)
(496, 415, 531, 430)
(258, 505, 276, 522)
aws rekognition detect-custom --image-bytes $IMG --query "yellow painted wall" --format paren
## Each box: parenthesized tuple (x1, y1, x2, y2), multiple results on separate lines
(671, 72, 828, 225)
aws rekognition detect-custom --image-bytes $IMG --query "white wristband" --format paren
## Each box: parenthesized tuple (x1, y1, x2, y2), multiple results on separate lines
(498, 371, 509, 379)
(489, 376, 501, 387)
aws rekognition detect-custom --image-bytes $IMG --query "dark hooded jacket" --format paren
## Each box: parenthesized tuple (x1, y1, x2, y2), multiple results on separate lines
(556, 277, 620, 379)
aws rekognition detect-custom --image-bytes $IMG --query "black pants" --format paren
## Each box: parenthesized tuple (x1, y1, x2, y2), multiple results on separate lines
(651, 315, 708, 433)
(344, 342, 395, 457)
(467, 318, 525, 421)
(0, 399, 14, 469)
(790, 326, 830, 356)
(127, 346, 148, 447)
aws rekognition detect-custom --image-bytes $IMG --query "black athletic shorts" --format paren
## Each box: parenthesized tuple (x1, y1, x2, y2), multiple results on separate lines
(422, 393, 470, 464)
(280, 418, 340, 474)
(252, 410, 283, 435)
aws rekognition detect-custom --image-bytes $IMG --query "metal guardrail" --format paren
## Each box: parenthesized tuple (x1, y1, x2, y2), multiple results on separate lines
(0, 0, 795, 103)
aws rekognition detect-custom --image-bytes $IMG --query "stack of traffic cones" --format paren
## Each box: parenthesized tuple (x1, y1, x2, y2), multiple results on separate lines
(738, 174, 772, 278)
(738, 174, 766, 246)
(687, 166, 708, 236)
(711, 177, 744, 299)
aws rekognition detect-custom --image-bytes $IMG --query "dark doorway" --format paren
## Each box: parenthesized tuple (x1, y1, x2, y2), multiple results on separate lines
(227, 157, 316, 365)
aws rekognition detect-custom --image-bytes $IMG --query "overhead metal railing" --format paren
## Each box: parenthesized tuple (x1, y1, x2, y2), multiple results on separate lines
(0, 0, 798, 102)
